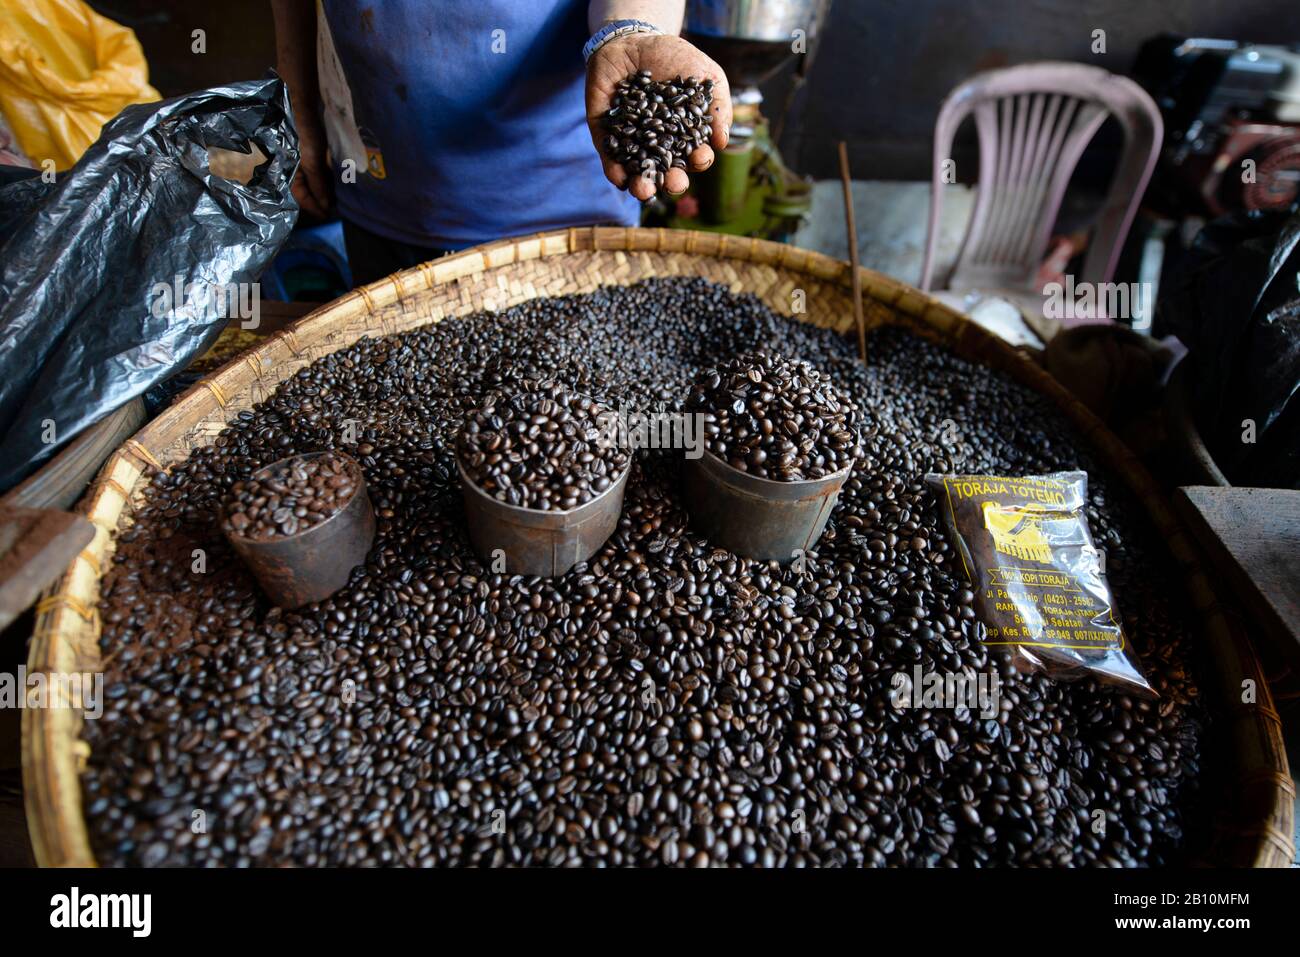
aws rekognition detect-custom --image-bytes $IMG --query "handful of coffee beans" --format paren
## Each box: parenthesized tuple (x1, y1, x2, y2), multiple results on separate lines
(602, 70, 714, 188)
(221, 450, 358, 540)
(689, 351, 859, 480)
(458, 381, 630, 510)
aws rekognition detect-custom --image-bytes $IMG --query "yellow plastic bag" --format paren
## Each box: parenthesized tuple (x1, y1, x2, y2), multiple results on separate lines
(0, 0, 158, 170)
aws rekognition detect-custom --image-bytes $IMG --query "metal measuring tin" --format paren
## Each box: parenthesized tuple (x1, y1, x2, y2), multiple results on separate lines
(457, 457, 632, 578)
(683, 444, 855, 562)
(221, 451, 376, 609)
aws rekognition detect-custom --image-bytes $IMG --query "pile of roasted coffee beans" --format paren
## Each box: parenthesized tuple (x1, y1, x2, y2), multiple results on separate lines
(603, 70, 714, 188)
(85, 278, 1204, 867)
(458, 381, 630, 510)
(221, 451, 359, 540)
(689, 351, 859, 480)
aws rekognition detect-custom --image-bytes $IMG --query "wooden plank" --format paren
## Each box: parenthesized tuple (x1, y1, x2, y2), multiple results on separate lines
(2, 398, 147, 512)
(252, 298, 317, 331)
(0, 507, 95, 632)
(1174, 486, 1300, 674)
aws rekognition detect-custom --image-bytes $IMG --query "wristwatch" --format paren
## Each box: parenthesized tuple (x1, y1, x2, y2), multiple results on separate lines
(583, 19, 663, 63)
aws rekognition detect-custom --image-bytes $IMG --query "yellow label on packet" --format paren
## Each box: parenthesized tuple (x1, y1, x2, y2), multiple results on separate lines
(925, 470, 1154, 695)
(981, 502, 1054, 563)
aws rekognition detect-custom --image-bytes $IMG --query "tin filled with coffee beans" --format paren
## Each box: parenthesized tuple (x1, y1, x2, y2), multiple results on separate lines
(457, 381, 632, 576)
(683, 351, 860, 560)
(220, 450, 375, 608)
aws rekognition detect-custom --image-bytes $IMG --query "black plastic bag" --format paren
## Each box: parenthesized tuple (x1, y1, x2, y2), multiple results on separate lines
(1159, 210, 1300, 488)
(0, 76, 299, 491)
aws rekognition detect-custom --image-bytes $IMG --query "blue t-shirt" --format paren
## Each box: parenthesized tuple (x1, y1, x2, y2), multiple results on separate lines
(320, 0, 640, 249)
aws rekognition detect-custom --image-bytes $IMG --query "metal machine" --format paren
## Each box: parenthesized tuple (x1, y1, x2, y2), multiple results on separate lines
(1134, 36, 1300, 217)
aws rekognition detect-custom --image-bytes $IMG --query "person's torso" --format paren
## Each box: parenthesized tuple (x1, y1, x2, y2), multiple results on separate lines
(319, 0, 639, 248)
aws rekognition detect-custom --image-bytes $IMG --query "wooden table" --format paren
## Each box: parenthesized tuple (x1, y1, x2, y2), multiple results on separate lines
(1174, 486, 1300, 676)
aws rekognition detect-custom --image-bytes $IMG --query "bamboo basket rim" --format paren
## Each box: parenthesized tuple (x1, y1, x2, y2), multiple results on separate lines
(23, 226, 1294, 868)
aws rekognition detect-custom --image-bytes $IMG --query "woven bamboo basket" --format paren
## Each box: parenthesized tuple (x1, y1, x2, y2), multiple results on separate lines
(24, 226, 1294, 867)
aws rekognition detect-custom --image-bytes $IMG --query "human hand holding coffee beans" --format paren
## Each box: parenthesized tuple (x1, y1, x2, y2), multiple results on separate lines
(586, 33, 733, 200)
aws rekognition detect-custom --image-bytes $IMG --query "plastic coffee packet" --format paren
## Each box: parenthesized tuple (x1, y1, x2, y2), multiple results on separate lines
(924, 471, 1155, 696)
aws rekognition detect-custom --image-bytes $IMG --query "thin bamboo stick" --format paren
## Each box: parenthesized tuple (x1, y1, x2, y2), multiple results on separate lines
(838, 141, 867, 362)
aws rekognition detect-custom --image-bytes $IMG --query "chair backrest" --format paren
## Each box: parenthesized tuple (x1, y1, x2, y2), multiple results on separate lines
(920, 62, 1162, 294)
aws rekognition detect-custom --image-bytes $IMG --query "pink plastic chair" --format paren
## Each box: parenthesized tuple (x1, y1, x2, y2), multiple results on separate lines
(920, 62, 1163, 303)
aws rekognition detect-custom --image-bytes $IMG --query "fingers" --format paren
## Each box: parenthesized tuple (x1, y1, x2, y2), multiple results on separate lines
(585, 73, 617, 187)
(628, 173, 656, 202)
(303, 168, 334, 219)
(585, 42, 638, 188)
(602, 155, 629, 191)
(312, 166, 336, 206)
(292, 178, 325, 220)
(706, 67, 734, 151)
(298, 158, 337, 219)
(687, 145, 715, 173)
(588, 115, 620, 189)
(626, 166, 690, 200)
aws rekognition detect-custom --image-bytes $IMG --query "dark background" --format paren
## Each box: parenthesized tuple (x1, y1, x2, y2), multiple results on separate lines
(90, 0, 1300, 181)
(770, 0, 1300, 179)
